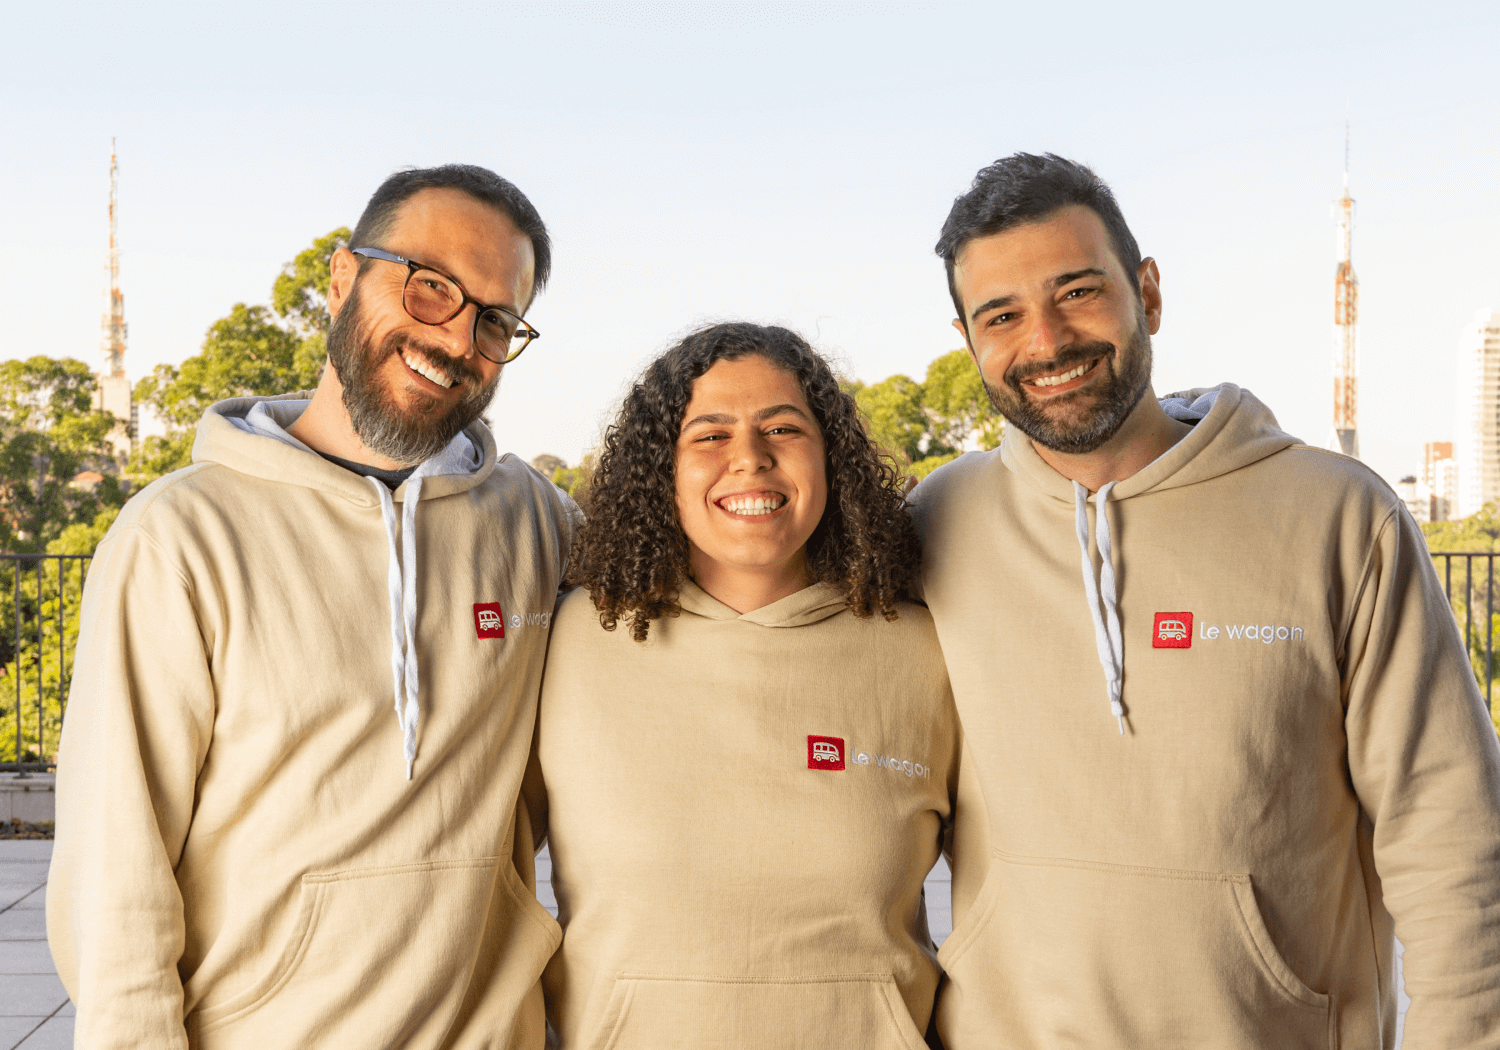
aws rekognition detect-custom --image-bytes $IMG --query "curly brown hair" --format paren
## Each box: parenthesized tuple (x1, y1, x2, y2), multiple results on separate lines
(570, 322, 921, 641)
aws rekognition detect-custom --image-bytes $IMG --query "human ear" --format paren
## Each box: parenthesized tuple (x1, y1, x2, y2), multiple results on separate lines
(327, 247, 359, 320)
(1137, 258, 1163, 335)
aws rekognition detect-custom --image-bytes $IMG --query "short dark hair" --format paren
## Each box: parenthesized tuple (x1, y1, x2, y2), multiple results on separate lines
(936, 153, 1142, 330)
(351, 164, 551, 304)
(570, 321, 921, 641)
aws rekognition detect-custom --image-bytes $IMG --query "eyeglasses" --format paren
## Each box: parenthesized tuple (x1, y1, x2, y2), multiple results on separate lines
(350, 246, 539, 364)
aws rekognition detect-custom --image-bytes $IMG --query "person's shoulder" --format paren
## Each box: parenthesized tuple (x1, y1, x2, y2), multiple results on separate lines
(110, 462, 232, 534)
(1254, 444, 1403, 519)
(485, 454, 580, 523)
(909, 448, 1004, 507)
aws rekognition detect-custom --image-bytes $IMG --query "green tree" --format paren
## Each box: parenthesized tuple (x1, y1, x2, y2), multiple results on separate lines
(923, 350, 1003, 452)
(131, 228, 348, 483)
(849, 375, 928, 463)
(848, 349, 1004, 479)
(0, 358, 122, 552)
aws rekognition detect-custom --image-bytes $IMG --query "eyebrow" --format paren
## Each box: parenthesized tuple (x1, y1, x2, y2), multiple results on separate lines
(681, 404, 815, 429)
(968, 267, 1109, 322)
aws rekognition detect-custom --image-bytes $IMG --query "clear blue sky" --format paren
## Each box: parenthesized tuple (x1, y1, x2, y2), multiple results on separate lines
(3, 1, 1497, 486)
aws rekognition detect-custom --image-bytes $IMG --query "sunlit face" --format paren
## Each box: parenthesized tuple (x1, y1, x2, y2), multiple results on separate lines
(951, 205, 1161, 455)
(325, 188, 535, 464)
(674, 355, 828, 596)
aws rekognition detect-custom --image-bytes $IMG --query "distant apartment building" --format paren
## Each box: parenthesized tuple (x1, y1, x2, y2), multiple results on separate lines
(1396, 476, 1431, 524)
(1423, 441, 1457, 521)
(1454, 308, 1500, 517)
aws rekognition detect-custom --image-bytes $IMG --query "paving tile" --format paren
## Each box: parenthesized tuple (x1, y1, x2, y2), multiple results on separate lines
(56, 1002, 72, 1017)
(0, 974, 66, 1016)
(0, 941, 55, 975)
(0, 888, 43, 914)
(0, 865, 50, 886)
(0, 1017, 48, 1047)
(0, 843, 53, 864)
(7, 888, 44, 912)
(15, 1013, 71, 1049)
(0, 908, 47, 939)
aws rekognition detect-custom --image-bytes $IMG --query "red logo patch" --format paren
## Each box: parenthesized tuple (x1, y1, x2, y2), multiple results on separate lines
(1153, 611, 1193, 649)
(473, 602, 506, 639)
(807, 735, 845, 770)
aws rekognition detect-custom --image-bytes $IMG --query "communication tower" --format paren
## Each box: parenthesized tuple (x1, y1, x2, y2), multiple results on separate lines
(1329, 126, 1359, 459)
(96, 139, 135, 457)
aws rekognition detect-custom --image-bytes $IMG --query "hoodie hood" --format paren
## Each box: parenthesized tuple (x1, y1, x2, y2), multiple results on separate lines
(676, 579, 850, 628)
(195, 392, 496, 779)
(998, 383, 1302, 735)
(999, 383, 1300, 506)
(196, 391, 495, 503)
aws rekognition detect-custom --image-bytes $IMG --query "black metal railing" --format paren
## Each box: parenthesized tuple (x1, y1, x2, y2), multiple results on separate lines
(1431, 553, 1498, 716)
(2, 553, 92, 774)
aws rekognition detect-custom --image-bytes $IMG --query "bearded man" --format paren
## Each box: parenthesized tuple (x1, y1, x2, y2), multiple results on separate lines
(911, 153, 1500, 1047)
(49, 165, 575, 1050)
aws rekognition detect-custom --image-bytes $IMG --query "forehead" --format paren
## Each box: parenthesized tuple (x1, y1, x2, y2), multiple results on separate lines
(685, 355, 811, 412)
(382, 187, 535, 307)
(953, 205, 1123, 299)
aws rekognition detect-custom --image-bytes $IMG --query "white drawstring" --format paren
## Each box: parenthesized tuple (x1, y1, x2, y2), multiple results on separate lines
(371, 475, 426, 779)
(1074, 481, 1126, 735)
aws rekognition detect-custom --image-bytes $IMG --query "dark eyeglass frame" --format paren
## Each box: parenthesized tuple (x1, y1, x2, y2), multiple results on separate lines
(350, 246, 539, 364)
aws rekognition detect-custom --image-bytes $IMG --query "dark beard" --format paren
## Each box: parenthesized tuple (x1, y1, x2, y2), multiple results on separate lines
(982, 315, 1153, 456)
(326, 284, 498, 465)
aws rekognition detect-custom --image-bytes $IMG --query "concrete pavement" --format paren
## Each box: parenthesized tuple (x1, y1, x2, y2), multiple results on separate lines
(0, 840, 69, 1049)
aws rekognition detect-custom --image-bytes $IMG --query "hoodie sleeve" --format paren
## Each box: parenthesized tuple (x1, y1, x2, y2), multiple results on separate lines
(46, 523, 215, 1050)
(1342, 505, 1500, 1047)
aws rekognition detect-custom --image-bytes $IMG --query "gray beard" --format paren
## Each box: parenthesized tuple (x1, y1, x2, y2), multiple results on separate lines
(983, 314, 1153, 456)
(326, 286, 498, 465)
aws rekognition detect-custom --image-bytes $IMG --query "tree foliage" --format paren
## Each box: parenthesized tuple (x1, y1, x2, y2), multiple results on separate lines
(0, 358, 123, 552)
(846, 349, 1003, 480)
(131, 227, 348, 483)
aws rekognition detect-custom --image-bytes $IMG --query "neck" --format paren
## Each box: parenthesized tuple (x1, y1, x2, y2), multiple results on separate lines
(1032, 388, 1192, 493)
(690, 552, 812, 615)
(287, 361, 415, 471)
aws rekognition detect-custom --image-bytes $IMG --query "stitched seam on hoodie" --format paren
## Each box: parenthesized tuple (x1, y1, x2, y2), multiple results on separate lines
(1334, 507, 1400, 686)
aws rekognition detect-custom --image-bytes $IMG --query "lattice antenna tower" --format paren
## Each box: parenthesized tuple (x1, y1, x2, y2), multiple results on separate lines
(102, 138, 127, 379)
(1330, 123, 1359, 459)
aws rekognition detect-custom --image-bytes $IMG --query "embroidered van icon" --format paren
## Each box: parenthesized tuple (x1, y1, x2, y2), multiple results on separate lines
(473, 602, 505, 639)
(1153, 611, 1193, 649)
(807, 735, 845, 771)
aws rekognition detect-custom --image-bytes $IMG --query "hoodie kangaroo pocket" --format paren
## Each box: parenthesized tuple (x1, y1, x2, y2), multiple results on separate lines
(586, 972, 928, 1050)
(191, 856, 557, 1047)
(938, 850, 1331, 1050)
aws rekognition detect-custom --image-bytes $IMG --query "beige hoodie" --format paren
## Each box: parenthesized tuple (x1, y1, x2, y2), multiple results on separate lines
(48, 394, 574, 1050)
(536, 582, 958, 1049)
(911, 384, 1500, 1049)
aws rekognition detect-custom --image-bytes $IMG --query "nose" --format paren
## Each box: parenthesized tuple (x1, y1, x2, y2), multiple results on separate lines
(426, 303, 481, 360)
(727, 430, 774, 474)
(1028, 301, 1075, 360)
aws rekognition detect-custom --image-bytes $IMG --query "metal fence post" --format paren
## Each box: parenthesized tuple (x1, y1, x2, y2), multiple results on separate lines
(12, 559, 22, 777)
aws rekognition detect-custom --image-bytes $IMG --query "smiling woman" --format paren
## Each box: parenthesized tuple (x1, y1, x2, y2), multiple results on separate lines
(571, 322, 919, 639)
(534, 322, 958, 1048)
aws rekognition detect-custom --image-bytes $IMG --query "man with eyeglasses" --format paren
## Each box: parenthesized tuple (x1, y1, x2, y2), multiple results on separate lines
(49, 165, 576, 1050)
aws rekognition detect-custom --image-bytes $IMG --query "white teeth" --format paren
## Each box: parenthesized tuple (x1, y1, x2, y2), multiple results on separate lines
(1030, 362, 1091, 388)
(720, 495, 785, 515)
(404, 353, 454, 389)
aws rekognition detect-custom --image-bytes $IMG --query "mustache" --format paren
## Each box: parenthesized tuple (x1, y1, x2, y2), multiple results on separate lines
(1006, 341, 1116, 390)
(382, 333, 487, 401)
